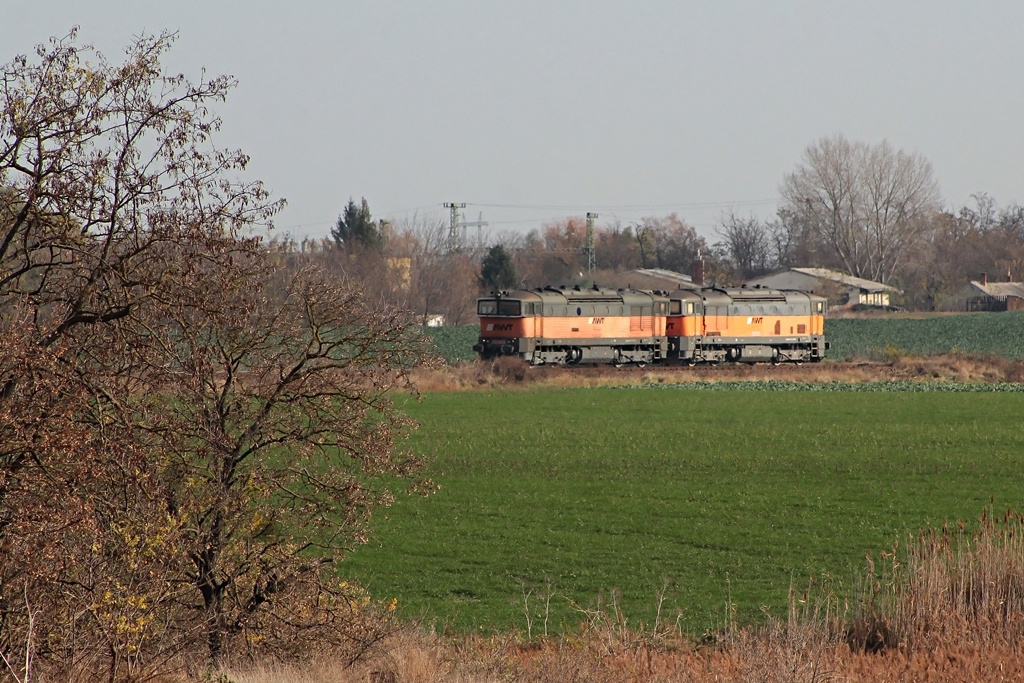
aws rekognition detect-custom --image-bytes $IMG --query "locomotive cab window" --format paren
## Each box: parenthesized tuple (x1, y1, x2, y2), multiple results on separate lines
(815, 301, 824, 313)
(687, 302, 694, 315)
(497, 300, 521, 316)
(670, 301, 682, 315)
(478, 299, 522, 316)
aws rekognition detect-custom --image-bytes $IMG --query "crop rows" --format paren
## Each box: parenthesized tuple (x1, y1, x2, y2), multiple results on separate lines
(827, 312, 1024, 360)
(422, 325, 479, 364)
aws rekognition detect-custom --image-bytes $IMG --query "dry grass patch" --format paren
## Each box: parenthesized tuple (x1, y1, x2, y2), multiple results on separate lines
(853, 508, 1024, 653)
(212, 509, 1024, 682)
(410, 353, 1024, 393)
(213, 630, 450, 683)
(213, 621, 1024, 683)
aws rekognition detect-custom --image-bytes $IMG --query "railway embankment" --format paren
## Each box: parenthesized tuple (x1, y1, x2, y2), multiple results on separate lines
(413, 352, 1024, 392)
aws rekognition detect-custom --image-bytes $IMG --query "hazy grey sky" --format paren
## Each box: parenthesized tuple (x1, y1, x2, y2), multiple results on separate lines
(6, 2, 1024, 243)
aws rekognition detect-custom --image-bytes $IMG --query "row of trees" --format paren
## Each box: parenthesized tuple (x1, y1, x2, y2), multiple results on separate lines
(0, 31, 433, 680)
(308, 135, 1023, 316)
(716, 135, 1024, 309)
(275, 210, 724, 326)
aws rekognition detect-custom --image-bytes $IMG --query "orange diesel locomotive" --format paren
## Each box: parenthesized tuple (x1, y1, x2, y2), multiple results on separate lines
(475, 284, 828, 366)
(475, 285, 667, 365)
(666, 286, 827, 364)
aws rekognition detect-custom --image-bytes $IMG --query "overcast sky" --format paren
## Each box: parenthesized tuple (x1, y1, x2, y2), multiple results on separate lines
(6, 1, 1024, 244)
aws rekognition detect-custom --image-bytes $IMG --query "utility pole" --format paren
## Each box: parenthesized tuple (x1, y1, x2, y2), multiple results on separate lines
(586, 212, 598, 274)
(444, 202, 466, 251)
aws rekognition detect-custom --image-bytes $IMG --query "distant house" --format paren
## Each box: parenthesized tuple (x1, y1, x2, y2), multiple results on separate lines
(952, 273, 1024, 312)
(743, 267, 899, 308)
(424, 314, 445, 327)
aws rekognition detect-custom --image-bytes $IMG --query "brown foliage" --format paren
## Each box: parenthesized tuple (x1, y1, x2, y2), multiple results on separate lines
(634, 214, 709, 275)
(900, 196, 1024, 310)
(0, 29, 275, 679)
(0, 31, 433, 680)
(138, 262, 431, 663)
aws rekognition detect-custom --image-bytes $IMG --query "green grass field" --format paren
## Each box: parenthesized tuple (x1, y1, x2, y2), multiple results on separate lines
(342, 386, 1024, 636)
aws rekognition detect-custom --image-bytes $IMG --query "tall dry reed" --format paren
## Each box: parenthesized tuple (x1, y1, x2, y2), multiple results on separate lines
(214, 509, 1024, 682)
(851, 506, 1024, 652)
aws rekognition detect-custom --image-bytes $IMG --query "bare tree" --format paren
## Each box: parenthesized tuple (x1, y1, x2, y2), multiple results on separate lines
(141, 262, 430, 661)
(769, 208, 821, 270)
(900, 195, 1024, 309)
(635, 214, 709, 274)
(390, 214, 451, 322)
(0, 31, 278, 347)
(780, 135, 941, 283)
(717, 213, 773, 279)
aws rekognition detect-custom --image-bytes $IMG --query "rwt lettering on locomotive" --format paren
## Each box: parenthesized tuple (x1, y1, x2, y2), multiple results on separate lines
(589, 317, 605, 324)
(747, 316, 763, 324)
(486, 323, 514, 332)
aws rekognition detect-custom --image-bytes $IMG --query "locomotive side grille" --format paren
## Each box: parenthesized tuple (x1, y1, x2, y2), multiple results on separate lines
(629, 306, 652, 333)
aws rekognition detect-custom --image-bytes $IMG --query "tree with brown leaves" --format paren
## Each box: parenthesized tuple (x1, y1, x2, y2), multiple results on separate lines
(0, 30, 431, 679)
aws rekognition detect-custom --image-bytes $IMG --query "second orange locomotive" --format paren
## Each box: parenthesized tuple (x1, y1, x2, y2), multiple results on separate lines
(474, 284, 828, 365)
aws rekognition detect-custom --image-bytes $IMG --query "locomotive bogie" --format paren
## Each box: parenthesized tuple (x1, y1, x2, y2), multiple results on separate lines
(527, 341, 662, 366)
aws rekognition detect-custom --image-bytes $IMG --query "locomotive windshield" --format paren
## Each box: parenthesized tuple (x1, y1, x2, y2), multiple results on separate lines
(477, 299, 521, 316)
(498, 300, 521, 315)
(669, 301, 694, 315)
